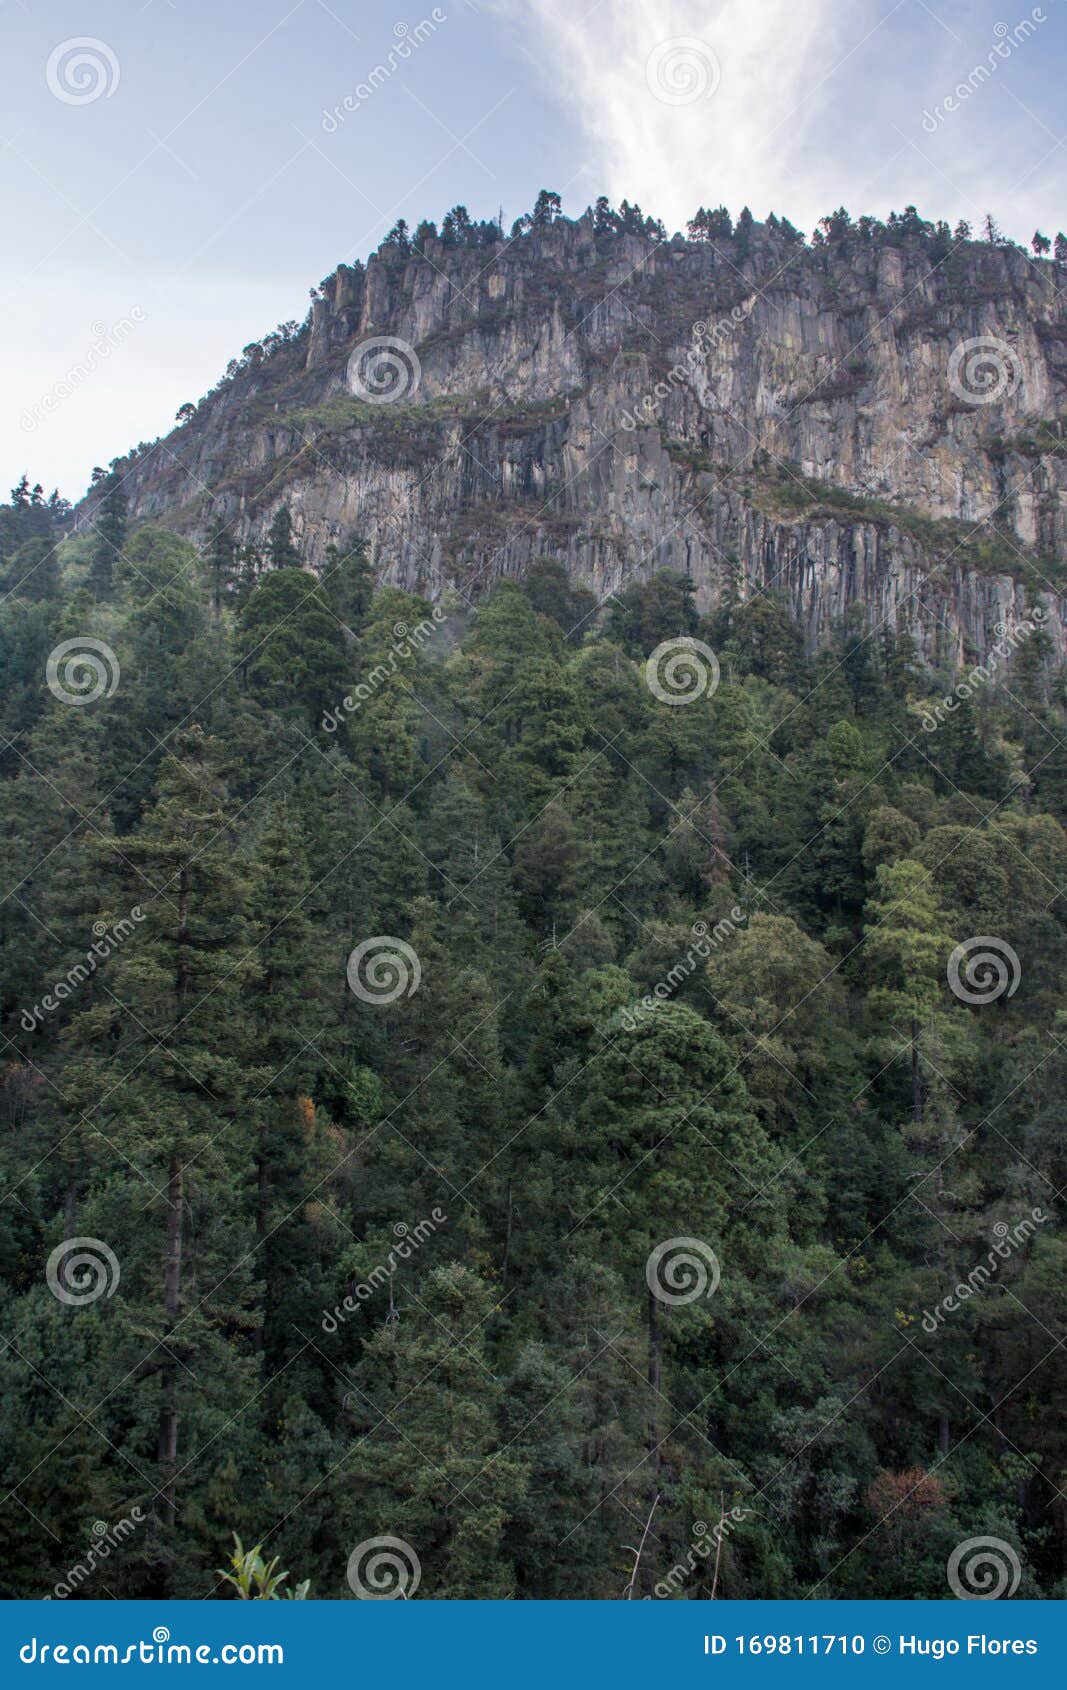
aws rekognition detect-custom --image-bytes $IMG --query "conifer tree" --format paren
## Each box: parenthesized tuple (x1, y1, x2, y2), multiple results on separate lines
(61, 730, 259, 1585)
(88, 467, 128, 597)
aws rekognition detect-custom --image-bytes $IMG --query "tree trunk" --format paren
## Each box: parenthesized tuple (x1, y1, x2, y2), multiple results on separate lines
(710, 1491, 726, 1599)
(159, 860, 189, 1536)
(623, 1492, 659, 1599)
(647, 1284, 662, 1501)
(59, 1180, 79, 1304)
(253, 1115, 269, 1355)
(500, 1180, 513, 1292)
(63, 1181, 78, 1241)
(157, 1152, 183, 1536)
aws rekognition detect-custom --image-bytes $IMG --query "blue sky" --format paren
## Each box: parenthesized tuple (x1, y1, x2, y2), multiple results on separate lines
(4, 0, 1065, 499)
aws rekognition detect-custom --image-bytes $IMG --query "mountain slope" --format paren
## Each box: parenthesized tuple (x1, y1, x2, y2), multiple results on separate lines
(105, 209, 1067, 664)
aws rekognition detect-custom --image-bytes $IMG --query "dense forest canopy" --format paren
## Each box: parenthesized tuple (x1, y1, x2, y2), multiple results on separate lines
(1, 415, 1066, 1599)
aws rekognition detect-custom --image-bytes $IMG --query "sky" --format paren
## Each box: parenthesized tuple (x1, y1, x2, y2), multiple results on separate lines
(3, 0, 1065, 501)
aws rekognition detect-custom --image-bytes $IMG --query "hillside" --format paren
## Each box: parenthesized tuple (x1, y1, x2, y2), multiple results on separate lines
(97, 203, 1067, 668)
(1, 197, 1066, 1603)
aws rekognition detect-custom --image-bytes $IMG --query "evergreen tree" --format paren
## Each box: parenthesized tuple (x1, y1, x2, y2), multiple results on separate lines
(88, 467, 128, 597)
(237, 567, 347, 724)
(344, 1266, 527, 1597)
(59, 730, 260, 1590)
(266, 508, 302, 571)
(206, 524, 238, 617)
(1, 531, 1066, 1599)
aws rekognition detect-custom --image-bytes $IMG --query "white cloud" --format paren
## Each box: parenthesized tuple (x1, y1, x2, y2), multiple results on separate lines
(493, 0, 865, 233)
(492, 0, 1062, 243)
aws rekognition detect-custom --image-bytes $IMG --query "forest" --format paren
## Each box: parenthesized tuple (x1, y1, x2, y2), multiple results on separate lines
(0, 477, 1065, 1600)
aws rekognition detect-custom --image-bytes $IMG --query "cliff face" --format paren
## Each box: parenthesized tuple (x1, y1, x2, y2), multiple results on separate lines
(111, 215, 1067, 666)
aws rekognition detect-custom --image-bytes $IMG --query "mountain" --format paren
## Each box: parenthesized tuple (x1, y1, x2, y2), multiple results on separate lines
(98, 206, 1067, 666)
(6, 203, 1067, 1603)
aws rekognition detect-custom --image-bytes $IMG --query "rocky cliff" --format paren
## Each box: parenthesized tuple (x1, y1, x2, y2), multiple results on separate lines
(106, 212, 1067, 667)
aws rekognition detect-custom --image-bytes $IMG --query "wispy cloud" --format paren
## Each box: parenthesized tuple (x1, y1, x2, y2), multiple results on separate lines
(490, 0, 1063, 242)
(491, 0, 864, 233)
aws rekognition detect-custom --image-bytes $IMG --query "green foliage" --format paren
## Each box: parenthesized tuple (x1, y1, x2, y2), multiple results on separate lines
(0, 523, 1064, 1600)
(237, 566, 348, 724)
(88, 466, 128, 597)
(216, 1533, 310, 1599)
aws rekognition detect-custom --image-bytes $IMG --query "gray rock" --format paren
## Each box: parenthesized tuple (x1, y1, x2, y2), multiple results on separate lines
(99, 219, 1067, 664)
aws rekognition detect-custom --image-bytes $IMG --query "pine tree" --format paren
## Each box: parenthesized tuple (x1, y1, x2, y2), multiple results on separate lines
(236, 567, 348, 724)
(206, 525, 237, 618)
(243, 800, 337, 1366)
(572, 1003, 781, 1513)
(862, 859, 977, 1453)
(343, 1265, 527, 1596)
(88, 467, 128, 597)
(61, 729, 260, 1587)
(266, 508, 302, 571)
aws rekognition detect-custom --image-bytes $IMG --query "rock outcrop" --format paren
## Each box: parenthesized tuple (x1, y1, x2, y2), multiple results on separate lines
(105, 214, 1067, 667)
